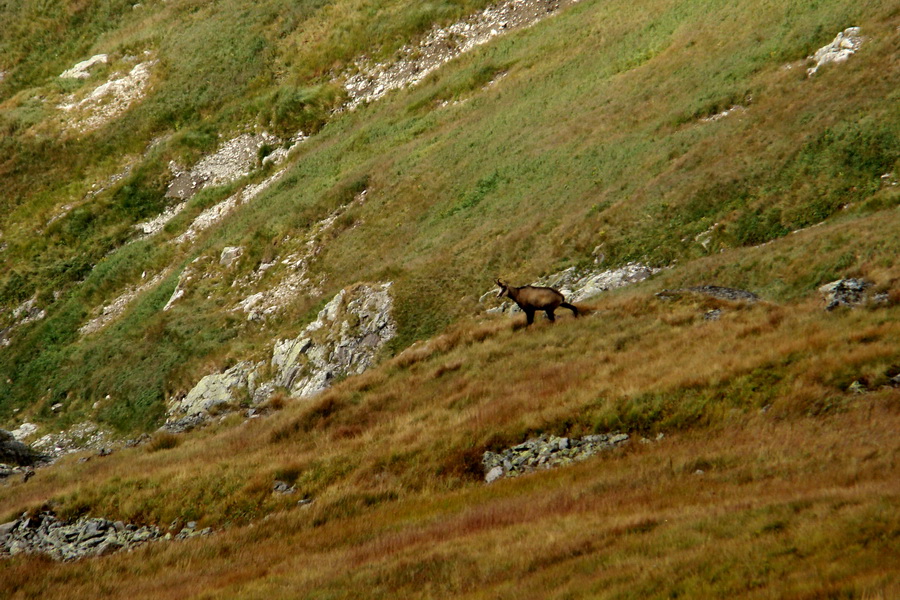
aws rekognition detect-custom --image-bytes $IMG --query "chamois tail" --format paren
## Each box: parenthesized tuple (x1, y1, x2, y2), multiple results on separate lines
(561, 302, 579, 317)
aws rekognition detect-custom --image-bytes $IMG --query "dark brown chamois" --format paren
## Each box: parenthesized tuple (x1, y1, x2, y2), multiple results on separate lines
(496, 279, 579, 325)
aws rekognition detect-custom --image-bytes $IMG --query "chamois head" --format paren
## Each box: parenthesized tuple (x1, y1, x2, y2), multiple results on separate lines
(495, 279, 510, 298)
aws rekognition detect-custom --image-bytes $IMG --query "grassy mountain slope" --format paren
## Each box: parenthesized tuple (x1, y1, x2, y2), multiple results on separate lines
(0, 0, 899, 595)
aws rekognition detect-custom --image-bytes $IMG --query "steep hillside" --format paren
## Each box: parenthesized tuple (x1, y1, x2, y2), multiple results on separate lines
(0, 0, 899, 596)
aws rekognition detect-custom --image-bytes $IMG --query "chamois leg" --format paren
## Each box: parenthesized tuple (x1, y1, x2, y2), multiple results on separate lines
(545, 308, 556, 322)
(524, 308, 535, 326)
(561, 302, 579, 317)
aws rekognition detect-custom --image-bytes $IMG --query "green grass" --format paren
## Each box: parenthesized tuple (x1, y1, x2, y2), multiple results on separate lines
(0, 0, 898, 504)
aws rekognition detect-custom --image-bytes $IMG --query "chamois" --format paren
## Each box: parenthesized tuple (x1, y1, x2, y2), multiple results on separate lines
(495, 279, 579, 325)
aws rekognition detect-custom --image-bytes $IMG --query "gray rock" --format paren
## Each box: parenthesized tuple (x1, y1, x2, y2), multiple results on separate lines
(483, 432, 630, 482)
(273, 480, 296, 494)
(704, 308, 722, 321)
(0, 429, 47, 466)
(60, 54, 108, 79)
(219, 246, 243, 268)
(170, 361, 260, 418)
(268, 282, 396, 400)
(485, 466, 504, 483)
(819, 278, 873, 311)
(168, 282, 396, 425)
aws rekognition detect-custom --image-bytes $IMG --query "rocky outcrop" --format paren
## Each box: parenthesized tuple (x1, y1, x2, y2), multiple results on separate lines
(165, 132, 280, 200)
(807, 27, 863, 77)
(1, 298, 47, 347)
(0, 512, 161, 561)
(0, 430, 46, 466)
(344, 0, 585, 109)
(31, 421, 114, 460)
(269, 282, 396, 399)
(165, 282, 396, 429)
(818, 278, 888, 311)
(483, 433, 630, 482)
(484, 263, 660, 314)
(169, 361, 260, 418)
(58, 56, 155, 132)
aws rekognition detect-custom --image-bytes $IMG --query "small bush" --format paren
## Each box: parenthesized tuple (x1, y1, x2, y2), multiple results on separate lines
(147, 432, 181, 452)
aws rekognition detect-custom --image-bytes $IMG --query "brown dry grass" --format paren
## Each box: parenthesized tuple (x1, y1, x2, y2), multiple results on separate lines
(2, 285, 899, 597)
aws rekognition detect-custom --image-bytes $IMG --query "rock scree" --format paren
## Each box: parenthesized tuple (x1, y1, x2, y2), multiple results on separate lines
(0, 512, 162, 561)
(483, 433, 630, 482)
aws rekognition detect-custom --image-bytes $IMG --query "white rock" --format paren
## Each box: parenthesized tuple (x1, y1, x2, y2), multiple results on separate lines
(10, 422, 37, 441)
(60, 54, 108, 79)
(219, 246, 243, 268)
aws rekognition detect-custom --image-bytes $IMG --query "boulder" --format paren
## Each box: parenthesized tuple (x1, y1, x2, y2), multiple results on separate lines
(807, 27, 863, 77)
(0, 429, 46, 466)
(818, 278, 874, 311)
(60, 54, 108, 79)
(169, 361, 261, 418)
(219, 246, 243, 268)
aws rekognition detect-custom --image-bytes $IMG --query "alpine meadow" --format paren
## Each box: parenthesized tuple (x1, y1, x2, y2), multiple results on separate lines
(0, 0, 899, 597)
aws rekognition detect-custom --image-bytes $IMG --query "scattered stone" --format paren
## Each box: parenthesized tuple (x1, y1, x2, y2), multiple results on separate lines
(703, 308, 722, 321)
(235, 190, 368, 321)
(848, 380, 867, 394)
(1, 298, 47, 347)
(0, 512, 161, 561)
(273, 481, 296, 494)
(124, 433, 151, 448)
(701, 105, 747, 123)
(482, 432, 629, 482)
(31, 421, 114, 460)
(59, 54, 108, 79)
(173, 168, 288, 245)
(79, 270, 170, 335)
(10, 422, 37, 442)
(166, 132, 284, 200)
(807, 27, 863, 77)
(818, 278, 873, 311)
